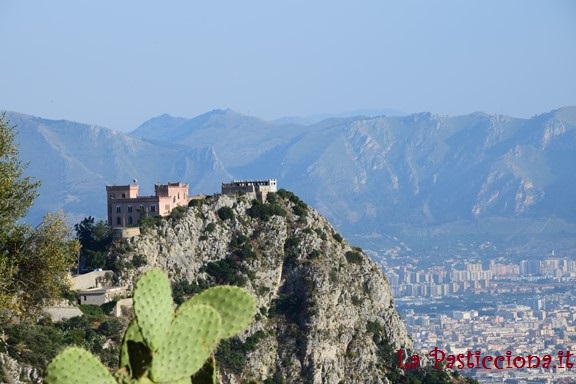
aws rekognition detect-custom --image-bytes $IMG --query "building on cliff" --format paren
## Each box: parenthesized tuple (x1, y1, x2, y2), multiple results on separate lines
(106, 182, 202, 228)
(221, 179, 277, 201)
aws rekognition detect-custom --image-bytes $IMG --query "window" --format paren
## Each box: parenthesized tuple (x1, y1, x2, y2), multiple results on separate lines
(116, 217, 121, 225)
(151, 205, 156, 212)
(139, 204, 144, 211)
(128, 216, 133, 225)
(121, 193, 126, 198)
(128, 205, 133, 213)
(116, 206, 121, 213)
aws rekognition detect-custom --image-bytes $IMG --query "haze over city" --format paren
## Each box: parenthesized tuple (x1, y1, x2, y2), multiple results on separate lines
(1, 0, 575, 132)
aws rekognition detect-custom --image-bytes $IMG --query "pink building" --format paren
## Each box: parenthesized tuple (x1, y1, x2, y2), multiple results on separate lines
(106, 182, 197, 228)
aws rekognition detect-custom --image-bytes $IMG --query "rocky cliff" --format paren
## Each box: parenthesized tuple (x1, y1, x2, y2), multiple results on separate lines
(116, 191, 413, 383)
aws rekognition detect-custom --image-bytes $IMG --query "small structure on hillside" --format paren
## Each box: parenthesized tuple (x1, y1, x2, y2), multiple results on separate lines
(78, 286, 128, 306)
(106, 181, 203, 228)
(221, 179, 277, 201)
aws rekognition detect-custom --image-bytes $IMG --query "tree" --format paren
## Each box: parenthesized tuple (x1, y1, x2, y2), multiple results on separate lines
(0, 112, 40, 236)
(74, 216, 112, 271)
(0, 113, 79, 320)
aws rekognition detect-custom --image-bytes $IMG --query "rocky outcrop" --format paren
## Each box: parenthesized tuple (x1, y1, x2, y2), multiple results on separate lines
(0, 353, 41, 384)
(118, 192, 413, 383)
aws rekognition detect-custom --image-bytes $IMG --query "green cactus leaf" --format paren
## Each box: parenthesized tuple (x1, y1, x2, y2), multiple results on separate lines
(151, 304, 221, 382)
(184, 285, 256, 339)
(190, 355, 216, 384)
(44, 346, 116, 384)
(119, 319, 145, 369)
(133, 268, 174, 351)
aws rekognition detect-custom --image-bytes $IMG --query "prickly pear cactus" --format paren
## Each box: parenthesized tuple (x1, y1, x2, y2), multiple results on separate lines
(44, 347, 116, 384)
(151, 303, 221, 382)
(133, 268, 174, 351)
(184, 285, 256, 338)
(44, 268, 257, 384)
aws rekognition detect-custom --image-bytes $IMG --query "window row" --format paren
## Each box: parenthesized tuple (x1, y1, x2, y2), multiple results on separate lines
(115, 205, 156, 213)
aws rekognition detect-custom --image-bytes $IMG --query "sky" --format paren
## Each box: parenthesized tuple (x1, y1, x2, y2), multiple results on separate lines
(1, 0, 575, 132)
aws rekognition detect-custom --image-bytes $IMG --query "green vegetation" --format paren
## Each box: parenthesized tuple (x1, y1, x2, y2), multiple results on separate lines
(332, 232, 343, 243)
(0, 114, 79, 321)
(43, 268, 256, 384)
(203, 257, 249, 287)
(138, 214, 164, 230)
(169, 205, 187, 220)
(246, 199, 287, 221)
(75, 216, 113, 271)
(216, 330, 266, 372)
(171, 278, 209, 305)
(345, 250, 363, 264)
(217, 206, 235, 221)
(205, 222, 216, 233)
(283, 235, 301, 264)
(187, 198, 204, 207)
(1, 302, 126, 373)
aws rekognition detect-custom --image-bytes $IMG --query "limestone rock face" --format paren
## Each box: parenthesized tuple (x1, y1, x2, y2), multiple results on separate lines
(120, 193, 412, 383)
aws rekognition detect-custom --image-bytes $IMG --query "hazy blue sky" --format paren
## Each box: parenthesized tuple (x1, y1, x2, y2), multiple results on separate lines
(1, 1, 575, 132)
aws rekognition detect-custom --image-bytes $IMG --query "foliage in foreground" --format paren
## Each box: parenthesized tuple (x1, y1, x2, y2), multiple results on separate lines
(0, 113, 79, 321)
(43, 268, 256, 384)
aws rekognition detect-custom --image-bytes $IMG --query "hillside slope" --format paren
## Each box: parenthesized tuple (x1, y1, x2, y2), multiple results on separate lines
(116, 192, 415, 383)
(108, 191, 474, 383)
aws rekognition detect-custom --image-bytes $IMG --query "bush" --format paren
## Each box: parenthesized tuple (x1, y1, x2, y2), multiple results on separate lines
(229, 234, 249, 249)
(332, 233, 343, 243)
(205, 222, 216, 233)
(171, 279, 209, 305)
(188, 198, 204, 207)
(266, 192, 278, 204)
(307, 249, 320, 260)
(216, 330, 266, 373)
(170, 205, 187, 220)
(131, 254, 147, 268)
(217, 206, 235, 221)
(203, 257, 248, 286)
(246, 200, 286, 221)
(100, 300, 117, 315)
(345, 250, 363, 264)
(78, 304, 105, 319)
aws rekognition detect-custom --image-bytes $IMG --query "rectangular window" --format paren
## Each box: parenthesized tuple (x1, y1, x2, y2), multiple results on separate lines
(116, 206, 121, 213)
(128, 205, 133, 213)
(151, 205, 156, 212)
(116, 217, 121, 225)
(128, 216, 133, 225)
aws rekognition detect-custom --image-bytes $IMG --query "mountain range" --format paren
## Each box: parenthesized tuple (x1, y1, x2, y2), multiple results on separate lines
(6, 106, 576, 250)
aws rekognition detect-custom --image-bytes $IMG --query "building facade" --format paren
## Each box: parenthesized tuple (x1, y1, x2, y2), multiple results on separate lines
(106, 182, 198, 228)
(221, 179, 277, 201)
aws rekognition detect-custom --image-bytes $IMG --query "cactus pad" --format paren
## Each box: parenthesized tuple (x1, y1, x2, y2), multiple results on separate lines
(44, 347, 116, 384)
(151, 303, 222, 382)
(191, 356, 217, 384)
(133, 269, 174, 351)
(119, 318, 145, 370)
(184, 285, 256, 338)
